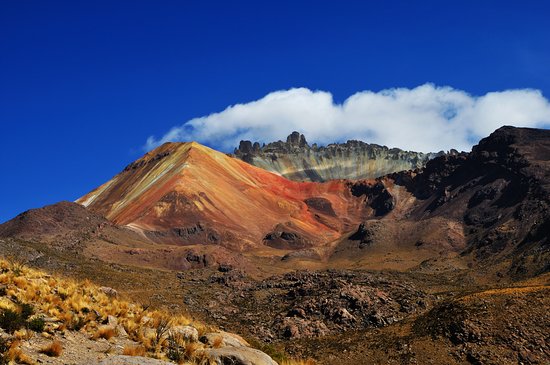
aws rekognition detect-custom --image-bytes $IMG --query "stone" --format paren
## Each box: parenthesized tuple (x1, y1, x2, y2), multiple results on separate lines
(169, 325, 199, 342)
(107, 315, 118, 327)
(234, 132, 440, 182)
(99, 286, 118, 298)
(200, 331, 250, 347)
(202, 347, 277, 365)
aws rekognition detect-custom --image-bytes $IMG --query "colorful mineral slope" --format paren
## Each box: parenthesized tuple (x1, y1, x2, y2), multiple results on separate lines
(77, 142, 370, 249)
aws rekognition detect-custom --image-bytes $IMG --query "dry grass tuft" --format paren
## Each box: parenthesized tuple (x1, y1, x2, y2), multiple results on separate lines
(6, 347, 35, 365)
(185, 342, 199, 358)
(39, 340, 63, 357)
(212, 335, 223, 348)
(281, 359, 317, 365)
(94, 326, 116, 340)
(123, 344, 147, 357)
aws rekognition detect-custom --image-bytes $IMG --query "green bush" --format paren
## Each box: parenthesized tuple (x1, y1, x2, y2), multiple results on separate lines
(0, 308, 25, 333)
(27, 316, 46, 332)
(20, 303, 34, 320)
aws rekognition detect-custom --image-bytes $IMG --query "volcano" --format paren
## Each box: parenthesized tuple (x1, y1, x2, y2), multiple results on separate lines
(76, 141, 372, 251)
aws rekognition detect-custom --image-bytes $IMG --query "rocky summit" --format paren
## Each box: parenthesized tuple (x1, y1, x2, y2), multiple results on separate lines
(233, 131, 448, 181)
(1, 126, 550, 365)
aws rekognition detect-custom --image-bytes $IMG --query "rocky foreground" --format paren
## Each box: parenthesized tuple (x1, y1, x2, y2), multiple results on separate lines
(0, 258, 297, 365)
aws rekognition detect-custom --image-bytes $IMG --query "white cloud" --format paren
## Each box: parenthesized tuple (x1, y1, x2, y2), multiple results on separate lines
(145, 84, 550, 153)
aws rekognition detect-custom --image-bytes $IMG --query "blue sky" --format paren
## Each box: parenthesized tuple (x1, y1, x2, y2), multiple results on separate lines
(1, 0, 550, 223)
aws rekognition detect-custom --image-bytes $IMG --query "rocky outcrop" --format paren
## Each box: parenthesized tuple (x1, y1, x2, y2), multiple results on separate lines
(233, 131, 444, 181)
(390, 126, 550, 276)
(184, 269, 431, 342)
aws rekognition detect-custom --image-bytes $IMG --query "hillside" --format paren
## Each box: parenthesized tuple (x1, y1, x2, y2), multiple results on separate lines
(0, 258, 299, 365)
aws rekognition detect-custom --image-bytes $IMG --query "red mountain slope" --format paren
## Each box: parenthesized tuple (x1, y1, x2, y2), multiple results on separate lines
(77, 142, 370, 250)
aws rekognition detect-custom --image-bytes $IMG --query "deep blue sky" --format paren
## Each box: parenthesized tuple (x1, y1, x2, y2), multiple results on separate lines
(1, 0, 550, 223)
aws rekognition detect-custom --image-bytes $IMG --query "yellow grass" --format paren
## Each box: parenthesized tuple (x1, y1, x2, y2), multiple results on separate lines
(461, 285, 550, 301)
(0, 258, 310, 364)
(39, 340, 63, 357)
(123, 344, 147, 356)
(281, 359, 317, 365)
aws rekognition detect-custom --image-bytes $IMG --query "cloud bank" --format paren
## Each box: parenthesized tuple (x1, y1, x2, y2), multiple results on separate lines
(145, 84, 550, 153)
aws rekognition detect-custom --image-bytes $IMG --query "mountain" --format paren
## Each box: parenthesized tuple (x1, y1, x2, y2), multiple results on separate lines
(2, 126, 550, 365)
(3, 126, 549, 277)
(233, 131, 447, 182)
(76, 141, 371, 251)
(335, 126, 550, 277)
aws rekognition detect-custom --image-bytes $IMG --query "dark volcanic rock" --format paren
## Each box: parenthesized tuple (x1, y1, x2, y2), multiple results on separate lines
(263, 224, 313, 249)
(0, 201, 114, 251)
(349, 181, 395, 216)
(181, 270, 432, 342)
(304, 197, 337, 217)
(414, 286, 550, 365)
(391, 126, 550, 276)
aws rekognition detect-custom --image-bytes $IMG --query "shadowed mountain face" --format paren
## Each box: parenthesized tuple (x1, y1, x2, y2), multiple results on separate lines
(233, 131, 447, 182)
(387, 126, 550, 276)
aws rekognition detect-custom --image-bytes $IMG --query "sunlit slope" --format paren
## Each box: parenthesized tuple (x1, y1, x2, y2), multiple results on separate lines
(77, 142, 368, 249)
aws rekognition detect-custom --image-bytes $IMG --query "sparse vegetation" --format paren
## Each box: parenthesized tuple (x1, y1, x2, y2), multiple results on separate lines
(94, 326, 116, 340)
(26, 315, 45, 332)
(281, 360, 317, 365)
(0, 308, 25, 333)
(123, 344, 146, 357)
(40, 340, 63, 357)
(1, 340, 33, 364)
(0, 258, 302, 364)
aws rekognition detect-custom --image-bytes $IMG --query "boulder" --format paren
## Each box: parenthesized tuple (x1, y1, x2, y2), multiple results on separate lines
(200, 331, 250, 347)
(99, 286, 118, 298)
(169, 325, 199, 342)
(202, 347, 277, 365)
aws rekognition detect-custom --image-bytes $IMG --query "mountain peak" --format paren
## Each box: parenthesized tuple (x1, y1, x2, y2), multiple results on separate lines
(286, 131, 309, 148)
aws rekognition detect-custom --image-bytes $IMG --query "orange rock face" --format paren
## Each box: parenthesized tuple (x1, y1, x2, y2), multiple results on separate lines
(77, 142, 370, 250)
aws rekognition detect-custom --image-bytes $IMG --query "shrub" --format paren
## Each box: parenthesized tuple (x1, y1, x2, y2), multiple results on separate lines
(40, 340, 63, 357)
(19, 303, 34, 320)
(166, 333, 184, 362)
(0, 309, 24, 333)
(0, 337, 9, 365)
(122, 345, 146, 357)
(154, 316, 170, 346)
(27, 316, 46, 332)
(94, 326, 116, 340)
(68, 315, 86, 331)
